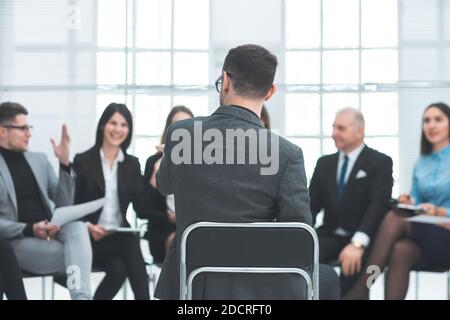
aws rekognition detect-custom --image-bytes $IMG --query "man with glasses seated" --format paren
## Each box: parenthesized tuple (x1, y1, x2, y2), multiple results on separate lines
(154, 44, 340, 300)
(0, 102, 92, 300)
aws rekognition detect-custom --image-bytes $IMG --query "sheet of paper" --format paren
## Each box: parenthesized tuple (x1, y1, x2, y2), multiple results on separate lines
(406, 214, 450, 224)
(104, 227, 141, 233)
(51, 198, 105, 226)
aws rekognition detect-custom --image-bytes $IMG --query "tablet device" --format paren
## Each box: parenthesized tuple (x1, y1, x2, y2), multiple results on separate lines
(390, 199, 425, 216)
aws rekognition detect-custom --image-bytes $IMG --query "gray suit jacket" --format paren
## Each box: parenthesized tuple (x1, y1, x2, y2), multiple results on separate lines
(0, 151, 74, 239)
(154, 105, 312, 300)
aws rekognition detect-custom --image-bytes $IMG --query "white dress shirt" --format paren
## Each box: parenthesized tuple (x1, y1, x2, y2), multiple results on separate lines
(334, 143, 371, 247)
(336, 143, 365, 184)
(97, 148, 124, 228)
(166, 194, 176, 213)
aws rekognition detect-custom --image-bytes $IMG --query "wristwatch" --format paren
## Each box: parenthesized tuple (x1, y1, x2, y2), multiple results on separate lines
(351, 240, 365, 249)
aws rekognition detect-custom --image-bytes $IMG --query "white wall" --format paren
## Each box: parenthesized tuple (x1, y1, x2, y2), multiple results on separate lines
(210, 0, 285, 132)
(398, 0, 450, 192)
(0, 0, 99, 169)
(1, 0, 450, 192)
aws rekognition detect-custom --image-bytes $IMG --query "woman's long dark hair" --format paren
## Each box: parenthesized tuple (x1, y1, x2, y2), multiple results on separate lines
(160, 105, 194, 145)
(95, 103, 133, 152)
(420, 102, 450, 155)
(260, 104, 271, 129)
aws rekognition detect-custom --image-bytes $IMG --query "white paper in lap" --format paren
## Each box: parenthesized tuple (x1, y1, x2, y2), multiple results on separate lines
(51, 198, 106, 226)
(104, 227, 141, 233)
(406, 215, 450, 224)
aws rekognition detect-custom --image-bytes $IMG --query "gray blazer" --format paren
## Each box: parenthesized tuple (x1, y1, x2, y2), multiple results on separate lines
(154, 105, 312, 300)
(0, 151, 74, 239)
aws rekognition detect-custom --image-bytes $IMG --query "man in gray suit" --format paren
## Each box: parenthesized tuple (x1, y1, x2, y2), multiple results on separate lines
(0, 102, 92, 300)
(154, 44, 340, 300)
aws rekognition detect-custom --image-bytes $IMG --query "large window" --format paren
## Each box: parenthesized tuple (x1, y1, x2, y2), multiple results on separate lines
(284, 0, 400, 195)
(96, 0, 210, 167)
(0, 0, 210, 168)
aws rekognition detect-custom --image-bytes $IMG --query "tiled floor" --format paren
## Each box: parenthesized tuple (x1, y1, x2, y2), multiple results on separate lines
(370, 271, 448, 300)
(19, 268, 448, 300)
(5, 238, 449, 300)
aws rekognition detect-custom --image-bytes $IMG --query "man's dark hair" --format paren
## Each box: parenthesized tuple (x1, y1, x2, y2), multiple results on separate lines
(0, 102, 28, 124)
(222, 44, 278, 99)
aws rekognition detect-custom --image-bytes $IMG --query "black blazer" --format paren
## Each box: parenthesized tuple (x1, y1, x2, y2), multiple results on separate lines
(142, 152, 176, 263)
(73, 146, 147, 226)
(309, 146, 393, 238)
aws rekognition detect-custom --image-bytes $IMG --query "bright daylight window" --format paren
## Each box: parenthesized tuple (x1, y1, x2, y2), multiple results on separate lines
(284, 0, 399, 196)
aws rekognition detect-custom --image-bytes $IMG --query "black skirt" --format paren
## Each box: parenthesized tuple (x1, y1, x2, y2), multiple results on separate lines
(411, 222, 450, 269)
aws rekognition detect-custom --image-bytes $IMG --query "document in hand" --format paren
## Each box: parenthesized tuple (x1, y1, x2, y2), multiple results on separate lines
(406, 215, 450, 224)
(51, 198, 106, 227)
(104, 227, 141, 234)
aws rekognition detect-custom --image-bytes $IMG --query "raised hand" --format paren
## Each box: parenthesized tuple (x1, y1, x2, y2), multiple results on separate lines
(51, 124, 70, 166)
(150, 158, 162, 189)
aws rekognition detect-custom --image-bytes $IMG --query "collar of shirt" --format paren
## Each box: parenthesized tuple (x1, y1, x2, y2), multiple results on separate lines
(337, 143, 366, 183)
(0, 145, 23, 158)
(432, 143, 450, 159)
(99, 148, 125, 167)
(339, 143, 365, 164)
(228, 105, 260, 119)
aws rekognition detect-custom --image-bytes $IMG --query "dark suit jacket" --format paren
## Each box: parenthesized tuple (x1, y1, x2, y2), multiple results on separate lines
(309, 146, 393, 239)
(141, 153, 176, 264)
(73, 146, 147, 225)
(154, 105, 312, 300)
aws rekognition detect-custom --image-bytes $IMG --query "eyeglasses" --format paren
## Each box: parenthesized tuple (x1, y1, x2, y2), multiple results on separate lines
(2, 124, 34, 133)
(214, 71, 232, 93)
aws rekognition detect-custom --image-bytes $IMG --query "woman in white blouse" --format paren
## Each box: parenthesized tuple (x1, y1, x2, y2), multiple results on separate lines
(73, 103, 149, 300)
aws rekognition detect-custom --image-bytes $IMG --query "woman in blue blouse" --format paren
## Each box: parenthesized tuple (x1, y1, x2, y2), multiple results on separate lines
(344, 102, 450, 300)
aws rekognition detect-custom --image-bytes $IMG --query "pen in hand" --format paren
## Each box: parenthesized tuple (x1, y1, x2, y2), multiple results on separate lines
(44, 220, 50, 241)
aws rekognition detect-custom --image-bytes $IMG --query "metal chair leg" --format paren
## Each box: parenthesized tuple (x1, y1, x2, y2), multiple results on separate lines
(41, 276, 46, 300)
(122, 281, 128, 300)
(415, 272, 420, 300)
(147, 266, 155, 299)
(51, 276, 55, 300)
(447, 270, 450, 300)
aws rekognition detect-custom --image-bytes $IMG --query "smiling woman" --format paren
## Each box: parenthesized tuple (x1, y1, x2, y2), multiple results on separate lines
(72, 103, 150, 300)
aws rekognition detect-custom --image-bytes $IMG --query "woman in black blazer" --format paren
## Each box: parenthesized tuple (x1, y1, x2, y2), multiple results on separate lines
(0, 238, 27, 300)
(73, 103, 149, 300)
(142, 106, 193, 264)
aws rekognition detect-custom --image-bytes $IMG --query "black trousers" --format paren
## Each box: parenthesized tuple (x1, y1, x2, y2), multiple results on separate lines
(0, 239, 27, 300)
(317, 229, 369, 297)
(91, 233, 149, 300)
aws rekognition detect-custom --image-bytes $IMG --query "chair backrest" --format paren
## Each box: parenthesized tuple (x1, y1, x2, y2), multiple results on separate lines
(180, 222, 319, 300)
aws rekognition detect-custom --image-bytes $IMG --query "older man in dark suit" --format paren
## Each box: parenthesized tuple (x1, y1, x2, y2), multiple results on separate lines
(154, 44, 340, 300)
(309, 107, 393, 298)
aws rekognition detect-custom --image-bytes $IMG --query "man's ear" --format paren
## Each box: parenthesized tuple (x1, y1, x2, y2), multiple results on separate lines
(263, 84, 277, 101)
(222, 71, 232, 93)
(354, 125, 365, 140)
